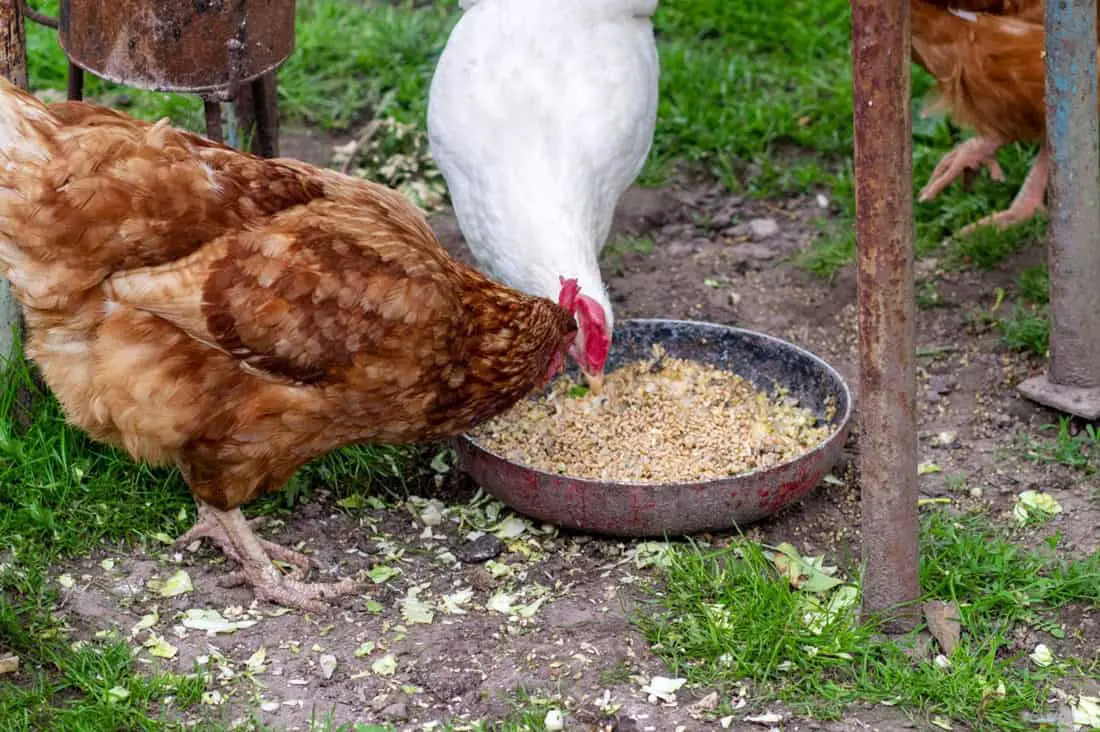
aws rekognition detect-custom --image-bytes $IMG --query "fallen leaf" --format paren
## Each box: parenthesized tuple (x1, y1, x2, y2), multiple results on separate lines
(0, 655, 18, 675)
(1030, 643, 1054, 667)
(100, 558, 116, 571)
(931, 716, 953, 730)
(484, 560, 513, 579)
(918, 461, 942, 475)
(57, 574, 74, 589)
(487, 593, 513, 615)
(439, 588, 474, 615)
(336, 494, 366, 510)
(367, 565, 401, 584)
(923, 600, 962, 654)
(1072, 695, 1100, 728)
(419, 499, 445, 526)
(131, 611, 160, 636)
(399, 586, 435, 625)
(544, 709, 565, 731)
(201, 690, 224, 706)
(246, 647, 267, 673)
(371, 654, 397, 676)
(180, 608, 258, 635)
(364, 599, 384, 614)
(319, 654, 338, 680)
(633, 542, 674, 569)
(692, 691, 720, 711)
(107, 685, 131, 704)
(515, 596, 547, 619)
(493, 516, 529, 540)
(745, 712, 782, 724)
(354, 641, 375, 657)
(1014, 490, 1063, 525)
(641, 675, 686, 703)
(144, 634, 178, 659)
(150, 570, 193, 598)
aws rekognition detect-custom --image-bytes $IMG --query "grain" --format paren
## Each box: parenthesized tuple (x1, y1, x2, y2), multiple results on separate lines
(471, 345, 836, 483)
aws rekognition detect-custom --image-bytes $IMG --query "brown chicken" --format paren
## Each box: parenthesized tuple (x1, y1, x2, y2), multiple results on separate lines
(911, 0, 1059, 234)
(0, 77, 578, 611)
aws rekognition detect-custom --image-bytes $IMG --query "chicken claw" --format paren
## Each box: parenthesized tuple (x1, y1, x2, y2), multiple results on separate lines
(176, 501, 364, 612)
(919, 136, 1006, 203)
(957, 145, 1049, 237)
(177, 503, 314, 580)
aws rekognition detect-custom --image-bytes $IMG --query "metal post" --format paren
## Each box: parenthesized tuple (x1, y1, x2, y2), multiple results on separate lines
(851, 0, 920, 631)
(0, 0, 27, 365)
(1017, 0, 1100, 419)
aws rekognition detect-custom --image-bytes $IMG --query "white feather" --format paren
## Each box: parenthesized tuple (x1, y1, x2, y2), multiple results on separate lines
(427, 0, 660, 331)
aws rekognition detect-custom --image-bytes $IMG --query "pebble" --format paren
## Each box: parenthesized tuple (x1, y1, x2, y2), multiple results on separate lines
(748, 217, 780, 240)
(381, 701, 408, 721)
(455, 534, 503, 564)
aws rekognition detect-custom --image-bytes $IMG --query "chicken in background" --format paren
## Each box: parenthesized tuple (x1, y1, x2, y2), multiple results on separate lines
(911, 0, 1095, 234)
(0, 76, 578, 611)
(427, 0, 660, 393)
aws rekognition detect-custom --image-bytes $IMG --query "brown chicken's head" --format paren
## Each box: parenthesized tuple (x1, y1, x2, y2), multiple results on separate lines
(557, 277, 611, 391)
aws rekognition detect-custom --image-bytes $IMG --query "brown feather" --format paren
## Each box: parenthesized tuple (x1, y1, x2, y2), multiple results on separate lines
(0, 77, 578, 513)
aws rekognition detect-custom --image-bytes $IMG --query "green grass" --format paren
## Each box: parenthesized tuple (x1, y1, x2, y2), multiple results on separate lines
(637, 510, 1100, 729)
(0, 345, 418, 729)
(1022, 417, 1100, 474)
(993, 265, 1051, 357)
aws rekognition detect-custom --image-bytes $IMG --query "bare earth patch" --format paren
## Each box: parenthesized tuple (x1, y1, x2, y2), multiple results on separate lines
(46, 171, 1098, 730)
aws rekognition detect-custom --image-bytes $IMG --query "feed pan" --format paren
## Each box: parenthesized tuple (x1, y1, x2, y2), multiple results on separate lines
(454, 319, 853, 537)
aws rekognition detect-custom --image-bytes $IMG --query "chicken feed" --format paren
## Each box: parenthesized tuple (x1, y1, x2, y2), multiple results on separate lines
(471, 345, 836, 483)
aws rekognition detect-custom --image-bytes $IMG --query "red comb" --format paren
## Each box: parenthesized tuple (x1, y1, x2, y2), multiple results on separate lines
(558, 277, 581, 310)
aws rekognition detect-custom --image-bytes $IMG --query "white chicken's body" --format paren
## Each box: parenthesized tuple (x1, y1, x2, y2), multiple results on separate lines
(427, 0, 659, 333)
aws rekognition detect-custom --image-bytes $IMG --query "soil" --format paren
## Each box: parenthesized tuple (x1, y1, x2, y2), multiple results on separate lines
(43, 127, 1100, 731)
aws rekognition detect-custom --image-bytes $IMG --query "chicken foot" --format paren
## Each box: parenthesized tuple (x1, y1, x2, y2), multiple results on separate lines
(177, 500, 364, 612)
(177, 501, 314, 580)
(919, 135, 1006, 203)
(957, 145, 1048, 236)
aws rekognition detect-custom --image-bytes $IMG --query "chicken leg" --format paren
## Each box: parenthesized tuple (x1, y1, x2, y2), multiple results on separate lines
(176, 500, 364, 612)
(957, 145, 1049, 236)
(919, 135, 1006, 203)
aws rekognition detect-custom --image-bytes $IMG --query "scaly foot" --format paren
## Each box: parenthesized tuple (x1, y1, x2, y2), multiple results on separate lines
(919, 136, 1006, 203)
(180, 503, 364, 613)
(176, 503, 314, 580)
(957, 145, 1049, 237)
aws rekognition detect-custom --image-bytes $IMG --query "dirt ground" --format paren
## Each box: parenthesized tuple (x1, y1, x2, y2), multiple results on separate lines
(48, 130, 1098, 731)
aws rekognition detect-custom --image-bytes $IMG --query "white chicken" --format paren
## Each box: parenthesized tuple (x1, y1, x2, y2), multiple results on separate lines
(427, 0, 660, 389)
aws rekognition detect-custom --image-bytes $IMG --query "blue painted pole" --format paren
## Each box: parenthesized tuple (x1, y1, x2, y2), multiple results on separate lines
(1020, 0, 1100, 417)
(1044, 0, 1100, 387)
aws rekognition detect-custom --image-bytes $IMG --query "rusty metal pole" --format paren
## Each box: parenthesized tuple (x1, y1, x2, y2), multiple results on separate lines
(0, 0, 27, 365)
(851, 0, 920, 631)
(1017, 0, 1100, 419)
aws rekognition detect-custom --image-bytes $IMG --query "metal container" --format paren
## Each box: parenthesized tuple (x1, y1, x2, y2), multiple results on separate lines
(454, 319, 853, 538)
(58, 0, 295, 93)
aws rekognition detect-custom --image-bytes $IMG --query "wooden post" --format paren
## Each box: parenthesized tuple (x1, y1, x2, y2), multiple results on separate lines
(231, 72, 280, 157)
(0, 0, 27, 365)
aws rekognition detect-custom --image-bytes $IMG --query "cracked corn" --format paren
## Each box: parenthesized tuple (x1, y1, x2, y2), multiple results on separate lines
(471, 345, 836, 483)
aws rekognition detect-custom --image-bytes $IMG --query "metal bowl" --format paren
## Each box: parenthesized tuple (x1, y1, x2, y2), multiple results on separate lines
(454, 319, 853, 537)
